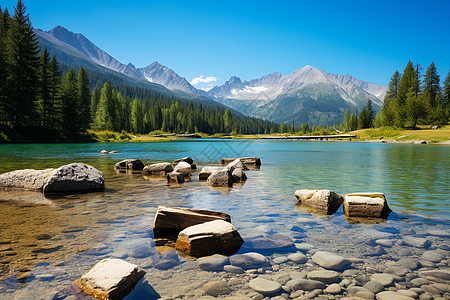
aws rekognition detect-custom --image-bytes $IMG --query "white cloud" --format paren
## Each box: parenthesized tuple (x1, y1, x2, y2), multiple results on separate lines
(200, 84, 215, 92)
(190, 76, 218, 85)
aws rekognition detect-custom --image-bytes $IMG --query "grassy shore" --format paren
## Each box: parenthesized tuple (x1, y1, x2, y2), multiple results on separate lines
(352, 125, 450, 143)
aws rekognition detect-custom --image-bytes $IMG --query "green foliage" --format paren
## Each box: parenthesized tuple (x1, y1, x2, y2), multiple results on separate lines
(223, 108, 232, 133)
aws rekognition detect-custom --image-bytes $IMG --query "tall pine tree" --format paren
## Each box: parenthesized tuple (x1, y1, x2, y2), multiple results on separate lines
(60, 68, 80, 137)
(76, 67, 91, 131)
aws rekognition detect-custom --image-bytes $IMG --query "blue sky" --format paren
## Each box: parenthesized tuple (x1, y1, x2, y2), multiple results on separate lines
(2, 0, 450, 89)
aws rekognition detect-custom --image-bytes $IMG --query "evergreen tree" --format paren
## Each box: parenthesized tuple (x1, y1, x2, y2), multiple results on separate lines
(443, 69, 450, 109)
(383, 70, 401, 106)
(37, 48, 51, 127)
(130, 98, 143, 133)
(423, 62, 440, 107)
(90, 87, 100, 123)
(95, 82, 116, 131)
(60, 68, 80, 137)
(343, 109, 350, 131)
(405, 89, 427, 129)
(48, 55, 61, 130)
(0, 7, 10, 124)
(223, 108, 232, 133)
(77, 67, 90, 130)
(349, 113, 358, 131)
(6, 0, 40, 127)
(397, 61, 419, 104)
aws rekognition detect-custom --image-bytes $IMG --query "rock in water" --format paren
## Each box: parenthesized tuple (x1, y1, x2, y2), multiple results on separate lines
(0, 168, 55, 191)
(294, 189, 343, 214)
(172, 157, 194, 166)
(231, 168, 247, 183)
(73, 258, 145, 300)
(199, 167, 226, 181)
(173, 161, 191, 176)
(114, 159, 144, 172)
(311, 251, 351, 270)
(226, 158, 249, 170)
(43, 163, 105, 194)
(207, 168, 233, 187)
(343, 193, 391, 218)
(229, 252, 268, 269)
(166, 171, 184, 183)
(221, 157, 261, 167)
(307, 270, 341, 283)
(249, 278, 281, 294)
(142, 163, 173, 176)
(197, 254, 229, 271)
(175, 220, 244, 257)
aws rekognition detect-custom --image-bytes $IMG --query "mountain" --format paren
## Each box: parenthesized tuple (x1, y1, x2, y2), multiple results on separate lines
(207, 65, 387, 125)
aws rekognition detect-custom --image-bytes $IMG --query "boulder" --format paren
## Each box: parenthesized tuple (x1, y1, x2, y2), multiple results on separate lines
(153, 206, 231, 238)
(231, 168, 247, 183)
(173, 161, 191, 176)
(175, 220, 244, 257)
(221, 157, 261, 167)
(73, 258, 145, 300)
(343, 193, 391, 218)
(43, 163, 105, 194)
(166, 172, 184, 183)
(114, 159, 144, 172)
(172, 156, 194, 166)
(226, 159, 249, 170)
(0, 163, 105, 195)
(100, 150, 109, 154)
(294, 189, 343, 214)
(143, 162, 173, 176)
(199, 167, 225, 181)
(311, 251, 351, 270)
(207, 168, 233, 187)
(109, 151, 118, 154)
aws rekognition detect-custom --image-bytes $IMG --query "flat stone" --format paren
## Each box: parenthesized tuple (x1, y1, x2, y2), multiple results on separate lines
(398, 258, 420, 270)
(166, 171, 184, 183)
(376, 239, 395, 247)
(199, 167, 225, 181)
(385, 265, 409, 277)
(348, 286, 372, 294)
(243, 234, 294, 250)
(294, 189, 344, 215)
(312, 251, 351, 270)
(427, 229, 450, 237)
(370, 273, 394, 286)
(273, 256, 288, 264)
(376, 291, 416, 300)
(356, 290, 375, 300)
(74, 259, 146, 300)
(364, 281, 385, 293)
(114, 159, 144, 171)
(325, 283, 341, 294)
(403, 237, 431, 248)
(418, 269, 450, 282)
(410, 278, 429, 287)
(272, 273, 291, 285)
(307, 270, 340, 283)
(229, 252, 268, 269)
(286, 278, 326, 291)
(295, 243, 315, 252)
(343, 193, 391, 218)
(249, 278, 281, 294)
(223, 265, 244, 274)
(421, 285, 440, 295)
(143, 162, 173, 175)
(204, 281, 230, 296)
(420, 251, 444, 263)
(397, 290, 418, 298)
(197, 254, 229, 271)
(288, 252, 308, 263)
(36, 274, 56, 281)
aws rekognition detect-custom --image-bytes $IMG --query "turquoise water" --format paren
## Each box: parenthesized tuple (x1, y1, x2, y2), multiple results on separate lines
(0, 140, 448, 299)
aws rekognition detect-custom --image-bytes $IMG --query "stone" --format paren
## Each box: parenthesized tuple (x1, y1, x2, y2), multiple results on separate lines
(286, 278, 326, 291)
(73, 259, 145, 300)
(43, 163, 105, 194)
(370, 273, 394, 286)
(311, 251, 351, 270)
(420, 251, 444, 263)
(229, 252, 268, 269)
(109, 151, 118, 153)
(294, 189, 343, 214)
(418, 269, 450, 282)
(364, 281, 385, 293)
(224, 265, 244, 274)
(273, 256, 289, 264)
(243, 234, 294, 251)
(307, 270, 340, 283)
(221, 157, 261, 167)
(204, 281, 230, 296)
(153, 206, 231, 238)
(343, 193, 391, 218)
(197, 254, 229, 271)
(348, 286, 372, 295)
(421, 285, 440, 295)
(173, 161, 192, 176)
(295, 243, 315, 252)
(206, 168, 233, 187)
(272, 273, 291, 285)
(0, 163, 105, 195)
(172, 156, 194, 166)
(427, 229, 450, 237)
(385, 266, 409, 277)
(249, 278, 281, 294)
(288, 252, 308, 263)
(356, 290, 375, 300)
(410, 278, 429, 287)
(231, 168, 247, 183)
(403, 237, 431, 248)
(100, 150, 109, 154)
(166, 172, 184, 183)
(376, 291, 415, 300)
(142, 162, 173, 175)
(398, 258, 420, 270)
(199, 167, 225, 181)
(397, 290, 418, 298)
(114, 159, 144, 171)
(376, 239, 395, 247)
(325, 283, 341, 294)
(226, 158, 249, 170)
(175, 220, 244, 257)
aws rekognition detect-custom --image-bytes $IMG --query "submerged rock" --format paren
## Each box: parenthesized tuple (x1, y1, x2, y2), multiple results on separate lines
(231, 168, 247, 183)
(249, 278, 281, 294)
(73, 258, 145, 300)
(142, 162, 173, 176)
(172, 156, 194, 166)
(221, 157, 261, 167)
(199, 167, 225, 181)
(343, 193, 391, 219)
(229, 252, 268, 269)
(294, 189, 343, 214)
(173, 161, 191, 176)
(114, 159, 144, 172)
(226, 158, 249, 170)
(311, 251, 351, 270)
(166, 171, 184, 183)
(207, 168, 233, 187)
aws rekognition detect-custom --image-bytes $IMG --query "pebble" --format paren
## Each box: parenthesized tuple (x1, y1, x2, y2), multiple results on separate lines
(421, 285, 440, 295)
(286, 278, 325, 291)
(376, 291, 415, 300)
(248, 278, 281, 294)
(325, 283, 341, 294)
(398, 258, 420, 270)
(307, 270, 340, 283)
(204, 281, 230, 296)
(375, 239, 395, 247)
(410, 278, 428, 287)
(272, 273, 291, 285)
(294, 243, 315, 252)
(420, 251, 444, 263)
(355, 290, 375, 300)
(223, 265, 244, 274)
(403, 237, 431, 248)
(287, 253, 308, 263)
(397, 289, 419, 298)
(197, 254, 229, 271)
(370, 273, 394, 286)
(364, 280, 385, 293)
(229, 252, 268, 269)
(311, 251, 351, 270)
(273, 256, 288, 264)
(35, 274, 56, 281)
(427, 230, 450, 237)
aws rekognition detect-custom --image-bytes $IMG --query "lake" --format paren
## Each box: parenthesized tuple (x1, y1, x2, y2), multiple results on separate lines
(0, 140, 449, 299)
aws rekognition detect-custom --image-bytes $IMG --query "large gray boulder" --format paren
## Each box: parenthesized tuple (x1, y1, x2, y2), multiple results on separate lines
(74, 258, 145, 300)
(207, 168, 233, 187)
(231, 168, 247, 183)
(173, 161, 191, 176)
(114, 159, 144, 172)
(0, 163, 105, 195)
(198, 167, 225, 181)
(344, 193, 391, 219)
(143, 162, 173, 176)
(294, 189, 343, 214)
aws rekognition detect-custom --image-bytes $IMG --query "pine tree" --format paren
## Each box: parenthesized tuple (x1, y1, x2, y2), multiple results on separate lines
(6, 0, 40, 127)
(383, 70, 401, 106)
(405, 88, 427, 129)
(60, 68, 80, 137)
(48, 55, 61, 130)
(37, 48, 51, 127)
(223, 108, 232, 133)
(90, 87, 100, 123)
(343, 109, 350, 131)
(349, 113, 358, 131)
(95, 82, 115, 131)
(130, 98, 143, 133)
(397, 61, 419, 105)
(423, 62, 441, 108)
(0, 7, 9, 124)
(443, 69, 450, 109)
(77, 67, 91, 131)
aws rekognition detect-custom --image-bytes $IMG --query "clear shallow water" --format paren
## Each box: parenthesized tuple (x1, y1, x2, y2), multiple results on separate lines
(0, 140, 448, 299)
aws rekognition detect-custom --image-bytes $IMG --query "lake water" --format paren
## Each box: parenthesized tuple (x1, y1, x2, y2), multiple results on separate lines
(0, 140, 448, 299)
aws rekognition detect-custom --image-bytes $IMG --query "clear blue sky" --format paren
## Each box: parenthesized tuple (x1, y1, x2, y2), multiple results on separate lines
(2, 0, 450, 89)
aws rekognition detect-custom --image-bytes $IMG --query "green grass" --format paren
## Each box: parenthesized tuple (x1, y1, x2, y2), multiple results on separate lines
(353, 125, 450, 143)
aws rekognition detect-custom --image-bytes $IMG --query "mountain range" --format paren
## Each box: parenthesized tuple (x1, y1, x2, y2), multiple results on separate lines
(35, 26, 387, 125)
